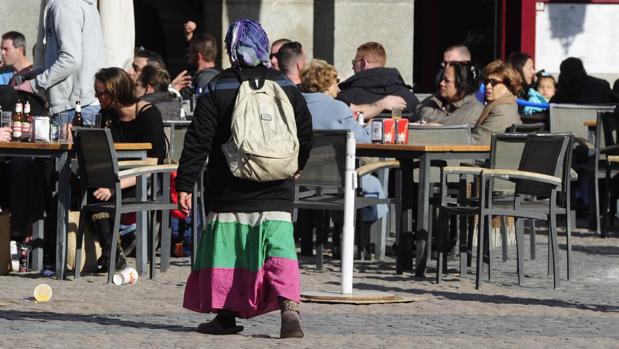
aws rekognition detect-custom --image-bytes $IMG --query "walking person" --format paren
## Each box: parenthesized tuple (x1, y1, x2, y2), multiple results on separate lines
(175, 19, 313, 338)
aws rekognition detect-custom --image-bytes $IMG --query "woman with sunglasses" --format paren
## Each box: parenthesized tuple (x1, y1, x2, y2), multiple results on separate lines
(416, 61, 483, 126)
(472, 60, 522, 144)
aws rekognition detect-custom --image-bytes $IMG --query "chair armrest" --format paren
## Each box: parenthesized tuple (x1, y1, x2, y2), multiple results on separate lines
(442, 166, 483, 176)
(118, 159, 158, 170)
(356, 160, 400, 177)
(481, 169, 561, 187)
(118, 164, 178, 179)
(600, 144, 619, 155)
(574, 137, 593, 150)
(607, 155, 619, 164)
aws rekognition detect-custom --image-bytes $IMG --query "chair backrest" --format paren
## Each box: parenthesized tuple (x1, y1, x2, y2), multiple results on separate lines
(408, 124, 472, 145)
(296, 129, 349, 188)
(508, 122, 545, 134)
(163, 122, 189, 163)
(549, 103, 615, 140)
(490, 133, 528, 192)
(532, 132, 575, 193)
(515, 134, 570, 197)
(416, 93, 432, 101)
(73, 128, 119, 190)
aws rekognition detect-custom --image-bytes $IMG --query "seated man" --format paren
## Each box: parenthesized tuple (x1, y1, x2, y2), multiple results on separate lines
(129, 47, 191, 93)
(277, 41, 306, 86)
(1, 31, 33, 87)
(269, 38, 291, 71)
(127, 47, 166, 82)
(337, 41, 418, 120)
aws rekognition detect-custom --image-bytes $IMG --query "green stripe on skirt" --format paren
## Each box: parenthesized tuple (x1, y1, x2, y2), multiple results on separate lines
(193, 213, 298, 272)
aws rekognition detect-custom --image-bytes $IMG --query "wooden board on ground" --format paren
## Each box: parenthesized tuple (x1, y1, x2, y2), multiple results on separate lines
(301, 291, 425, 305)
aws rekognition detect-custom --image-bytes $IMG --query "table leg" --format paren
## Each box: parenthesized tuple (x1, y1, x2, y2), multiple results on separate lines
(55, 152, 70, 280)
(136, 174, 148, 278)
(31, 219, 44, 271)
(160, 173, 171, 273)
(395, 161, 414, 274)
(415, 154, 430, 277)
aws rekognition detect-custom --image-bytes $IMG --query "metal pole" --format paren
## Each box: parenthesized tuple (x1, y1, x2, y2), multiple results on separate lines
(341, 131, 356, 294)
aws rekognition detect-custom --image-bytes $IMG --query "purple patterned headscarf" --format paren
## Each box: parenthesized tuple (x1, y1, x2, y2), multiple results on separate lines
(225, 19, 271, 68)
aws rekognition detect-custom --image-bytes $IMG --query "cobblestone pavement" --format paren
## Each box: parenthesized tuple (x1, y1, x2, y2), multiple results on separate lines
(1, 229, 619, 348)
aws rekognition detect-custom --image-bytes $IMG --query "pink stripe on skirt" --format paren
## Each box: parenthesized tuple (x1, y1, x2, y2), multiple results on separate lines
(183, 256, 300, 319)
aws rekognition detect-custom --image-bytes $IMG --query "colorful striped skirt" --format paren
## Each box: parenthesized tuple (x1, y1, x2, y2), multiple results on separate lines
(183, 211, 300, 319)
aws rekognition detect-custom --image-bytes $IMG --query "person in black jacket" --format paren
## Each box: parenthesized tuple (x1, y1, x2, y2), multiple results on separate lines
(337, 41, 419, 121)
(552, 57, 618, 104)
(175, 19, 312, 338)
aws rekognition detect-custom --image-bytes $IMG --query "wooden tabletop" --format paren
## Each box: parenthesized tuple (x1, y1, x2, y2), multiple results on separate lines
(356, 143, 490, 152)
(583, 120, 597, 127)
(0, 142, 152, 151)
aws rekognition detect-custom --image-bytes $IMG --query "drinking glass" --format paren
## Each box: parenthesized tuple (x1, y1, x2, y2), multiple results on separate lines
(1, 111, 12, 128)
(95, 113, 103, 128)
(57, 112, 72, 143)
(391, 107, 402, 120)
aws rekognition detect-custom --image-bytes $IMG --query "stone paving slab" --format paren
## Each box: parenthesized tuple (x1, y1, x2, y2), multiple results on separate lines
(1, 230, 619, 348)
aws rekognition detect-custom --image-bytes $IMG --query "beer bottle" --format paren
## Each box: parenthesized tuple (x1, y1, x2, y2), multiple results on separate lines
(21, 101, 32, 142)
(11, 100, 23, 142)
(72, 101, 83, 127)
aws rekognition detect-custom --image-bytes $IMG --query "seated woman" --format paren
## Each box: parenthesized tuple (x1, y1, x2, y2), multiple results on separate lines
(300, 59, 370, 142)
(416, 61, 483, 126)
(472, 60, 522, 144)
(92, 67, 166, 270)
(508, 52, 536, 102)
(299, 59, 386, 250)
(135, 64, 182, 120)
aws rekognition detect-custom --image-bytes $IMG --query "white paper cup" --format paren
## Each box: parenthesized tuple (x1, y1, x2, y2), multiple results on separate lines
(34, 284, 53, 302)
(113, 267, 138, 285)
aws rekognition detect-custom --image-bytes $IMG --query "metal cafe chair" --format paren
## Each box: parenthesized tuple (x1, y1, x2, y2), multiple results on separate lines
(599, 111, 619, 237)
(439, 134, 571, 289)
(480, 134, 571, 289)
(508, 122, 545, 134)
(405, 124, 473, 271)
(436, 133, 528, 283)
(293, 130, 399, 270)
(549, 103, 616, 236)
(161, 122, 207, 268)
(72, 128, 178, 283)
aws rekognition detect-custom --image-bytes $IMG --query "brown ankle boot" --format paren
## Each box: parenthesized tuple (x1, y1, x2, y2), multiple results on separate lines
(280, 300, 304, 339)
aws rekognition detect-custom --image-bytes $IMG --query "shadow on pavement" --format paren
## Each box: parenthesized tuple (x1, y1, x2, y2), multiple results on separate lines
(336, 281, 619, 313)
(0, 310, 196, 332)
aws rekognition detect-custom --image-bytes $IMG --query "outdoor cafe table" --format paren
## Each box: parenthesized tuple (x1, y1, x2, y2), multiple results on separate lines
(0, 141, 151, 280)
(356, 143, 490, 277)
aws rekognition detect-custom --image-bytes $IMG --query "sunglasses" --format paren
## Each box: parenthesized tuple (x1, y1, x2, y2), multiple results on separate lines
(94, 89, 109, 97)
(483, 78, 504, 86)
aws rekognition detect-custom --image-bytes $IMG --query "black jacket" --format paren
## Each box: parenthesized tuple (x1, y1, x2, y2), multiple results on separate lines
(552, 75, 619, 104)
(175, 66, 313, 213)
(336, 67, 419, 116)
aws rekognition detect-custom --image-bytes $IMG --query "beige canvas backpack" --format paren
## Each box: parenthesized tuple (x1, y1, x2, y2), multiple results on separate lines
(222, 77, 299, 182)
